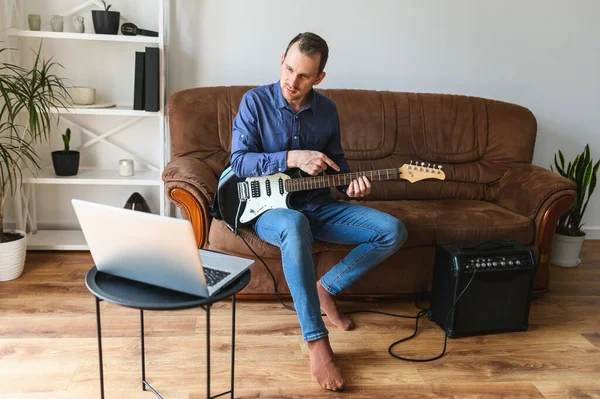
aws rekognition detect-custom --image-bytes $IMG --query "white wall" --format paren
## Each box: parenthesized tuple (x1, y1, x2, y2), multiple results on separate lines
(169, 0, 600, 237)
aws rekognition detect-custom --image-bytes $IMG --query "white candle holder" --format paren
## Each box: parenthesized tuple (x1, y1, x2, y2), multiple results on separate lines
(119, 159, 134, 177)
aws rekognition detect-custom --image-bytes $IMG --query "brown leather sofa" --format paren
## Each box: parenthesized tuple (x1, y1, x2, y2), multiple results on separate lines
(162, 86, 576, 298)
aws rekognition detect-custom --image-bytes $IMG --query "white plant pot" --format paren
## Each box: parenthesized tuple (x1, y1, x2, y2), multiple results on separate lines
(0, 230, 28, 281)
(551, 232, 585, 267)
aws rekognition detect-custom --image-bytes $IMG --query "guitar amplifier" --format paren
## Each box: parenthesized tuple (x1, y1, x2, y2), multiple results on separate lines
(428, 239, 537, 338)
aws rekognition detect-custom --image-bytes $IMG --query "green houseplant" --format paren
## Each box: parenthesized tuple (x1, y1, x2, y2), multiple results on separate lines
(0, 44, 70, 280)
(51, 128, 80, 176)
(550, 144, 600, 266)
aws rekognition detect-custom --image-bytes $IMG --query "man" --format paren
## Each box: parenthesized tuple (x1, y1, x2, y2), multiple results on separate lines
(230, 32, 407, 391)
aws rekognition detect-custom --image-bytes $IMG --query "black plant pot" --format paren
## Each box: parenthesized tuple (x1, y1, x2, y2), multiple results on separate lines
(52, 151, 80, 176)
(92, 10, 121, 35)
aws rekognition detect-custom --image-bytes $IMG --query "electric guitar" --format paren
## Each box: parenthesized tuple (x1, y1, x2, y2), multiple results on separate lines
(215, 162, 446, 227)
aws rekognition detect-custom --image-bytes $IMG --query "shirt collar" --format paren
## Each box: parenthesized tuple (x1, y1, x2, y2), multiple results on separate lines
(273, 81, 288, 109)
(273, 81, 318, 114)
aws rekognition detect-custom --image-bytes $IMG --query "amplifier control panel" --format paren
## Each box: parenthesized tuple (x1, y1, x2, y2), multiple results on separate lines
(460, 255, 534, 271)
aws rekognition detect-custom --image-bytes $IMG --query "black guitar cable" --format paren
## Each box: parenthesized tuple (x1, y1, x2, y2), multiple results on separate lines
(228, 201, 478, 362)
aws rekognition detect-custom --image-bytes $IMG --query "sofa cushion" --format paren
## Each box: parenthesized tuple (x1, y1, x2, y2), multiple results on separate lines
(360, 199, 535, 246)
(207, 199, 534, 258)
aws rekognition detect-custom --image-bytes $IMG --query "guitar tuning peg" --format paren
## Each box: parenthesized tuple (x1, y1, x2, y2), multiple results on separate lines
(427, 163, 431, 168)
(410, 160, 413, 165)
(438, 165, 443, 169)
(421, 162, 425, 167)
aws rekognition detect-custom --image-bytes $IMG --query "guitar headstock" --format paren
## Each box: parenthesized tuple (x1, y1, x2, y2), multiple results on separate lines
(399, 161, 446, 183)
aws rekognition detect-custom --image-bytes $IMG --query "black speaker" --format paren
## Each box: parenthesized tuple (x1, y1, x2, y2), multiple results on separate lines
(428, 239, 537, 338)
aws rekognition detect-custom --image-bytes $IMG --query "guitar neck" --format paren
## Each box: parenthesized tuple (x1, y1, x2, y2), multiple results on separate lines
(285, 168, 401, 193)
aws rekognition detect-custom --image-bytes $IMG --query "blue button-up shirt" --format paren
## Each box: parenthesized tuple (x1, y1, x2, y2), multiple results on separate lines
(230, 81, 351, 211)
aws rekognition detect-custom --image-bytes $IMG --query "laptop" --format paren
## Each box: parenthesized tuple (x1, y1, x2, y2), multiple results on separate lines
(72, 199, 254, 297)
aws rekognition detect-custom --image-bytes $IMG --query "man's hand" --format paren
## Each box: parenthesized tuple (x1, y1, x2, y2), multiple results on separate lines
(287, 150, 340, 176)
(346, 176, 371, 198)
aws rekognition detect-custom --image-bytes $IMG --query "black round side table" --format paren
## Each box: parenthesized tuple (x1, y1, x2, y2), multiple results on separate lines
(85, 266, 251, 399)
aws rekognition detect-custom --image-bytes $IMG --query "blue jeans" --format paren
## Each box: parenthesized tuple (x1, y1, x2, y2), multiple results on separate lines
(253, 201, 407, 342)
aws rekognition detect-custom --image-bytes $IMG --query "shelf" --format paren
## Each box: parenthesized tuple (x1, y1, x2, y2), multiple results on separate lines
(7, 28, 161, 44)
(27, 230, 88, 250)
(51, 105, 161, 117)
(23, 169, 162, 185)
(10, 0, 168, 251)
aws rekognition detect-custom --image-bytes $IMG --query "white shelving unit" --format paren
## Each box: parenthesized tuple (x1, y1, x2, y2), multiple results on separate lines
(7, 0, 169, 250)
(7, 27, 161, 44)
(23, 169, 162, 186)
(51, 105, 162, 117)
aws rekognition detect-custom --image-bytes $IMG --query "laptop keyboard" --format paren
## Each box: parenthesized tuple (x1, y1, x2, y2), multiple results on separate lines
(204, 267, 231, 287)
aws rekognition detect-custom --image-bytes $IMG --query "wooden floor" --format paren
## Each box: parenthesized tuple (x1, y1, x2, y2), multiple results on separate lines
(1, 242, 599, 398)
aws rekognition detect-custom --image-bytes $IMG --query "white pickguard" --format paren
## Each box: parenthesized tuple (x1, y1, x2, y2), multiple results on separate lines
(239, 173, 292, 223)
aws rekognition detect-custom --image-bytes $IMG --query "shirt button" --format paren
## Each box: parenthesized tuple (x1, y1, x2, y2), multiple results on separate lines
(241, 134, 244, 138)
(278, 168, 282, 171)
(295, 115, 298, 119)
(293, 136, 298, 139)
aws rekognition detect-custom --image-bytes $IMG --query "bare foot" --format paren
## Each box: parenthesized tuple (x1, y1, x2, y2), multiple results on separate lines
(317, 280, 355, 331)
(307, 336, 345, 391)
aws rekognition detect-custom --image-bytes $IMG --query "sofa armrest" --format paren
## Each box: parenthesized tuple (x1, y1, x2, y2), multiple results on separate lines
(492, 164, 576, 292)
(162, 156, 218, 247)
(493, 164, 576, 221)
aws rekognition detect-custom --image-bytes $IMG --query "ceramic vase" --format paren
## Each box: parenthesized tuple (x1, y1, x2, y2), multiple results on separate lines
(50, 15, 64, 32)
(28, 14, 41, 31)
(72, 16, 85, 33)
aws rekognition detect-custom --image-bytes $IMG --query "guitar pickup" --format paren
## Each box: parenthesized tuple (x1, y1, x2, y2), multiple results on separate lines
(237, 182, 250, 201)
(250, 181, 261, 198)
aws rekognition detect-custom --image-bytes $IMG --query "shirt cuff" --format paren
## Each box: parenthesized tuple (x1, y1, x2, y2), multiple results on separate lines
(271, 151, 288, 174)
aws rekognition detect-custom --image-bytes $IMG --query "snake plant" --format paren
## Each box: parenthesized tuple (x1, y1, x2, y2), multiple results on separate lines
(552, 144, 600, 236)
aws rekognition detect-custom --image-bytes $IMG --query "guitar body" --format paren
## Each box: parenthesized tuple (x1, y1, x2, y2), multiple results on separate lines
(217, 166, 299, 227)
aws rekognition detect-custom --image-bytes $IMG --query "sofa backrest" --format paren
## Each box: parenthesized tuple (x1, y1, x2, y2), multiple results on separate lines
(168, 86, 537, 201)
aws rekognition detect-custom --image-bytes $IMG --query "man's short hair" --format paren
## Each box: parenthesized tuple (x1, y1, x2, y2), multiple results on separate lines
(284, 32, 329, 74)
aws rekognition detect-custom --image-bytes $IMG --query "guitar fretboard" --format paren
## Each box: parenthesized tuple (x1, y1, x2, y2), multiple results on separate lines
(285, 169, 401, 193)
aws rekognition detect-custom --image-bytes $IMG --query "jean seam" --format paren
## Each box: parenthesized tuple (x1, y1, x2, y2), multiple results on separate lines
(320, 279, 336, 296)
(304, 331, 328, 342)
(327, 241, 383, 289)
(323, 221, 386, 238)
(319, 222, 387, 291)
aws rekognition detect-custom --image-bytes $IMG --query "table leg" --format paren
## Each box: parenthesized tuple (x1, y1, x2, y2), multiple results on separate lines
(206, 304, 211, 399)
(231, 294, 236, 399)
(141, 309, 146, 391)
(140, 309, 163, 398)
(95, 297, 105, 399)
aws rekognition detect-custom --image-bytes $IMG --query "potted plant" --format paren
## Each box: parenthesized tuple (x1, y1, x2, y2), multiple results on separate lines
(92, 1, 121, 35)
(551, 144, 600, 267)
(51, 128, 79, 176)
(0, 44, 70, 281)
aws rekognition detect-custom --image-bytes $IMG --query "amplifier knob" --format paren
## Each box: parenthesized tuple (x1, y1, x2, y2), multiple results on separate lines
(500, 261, 506, 266)
(516, 260, 521, 265)
(492, 262, 498, 267)
(508, 261, 514, 266)
(487, 262, 492, 267)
